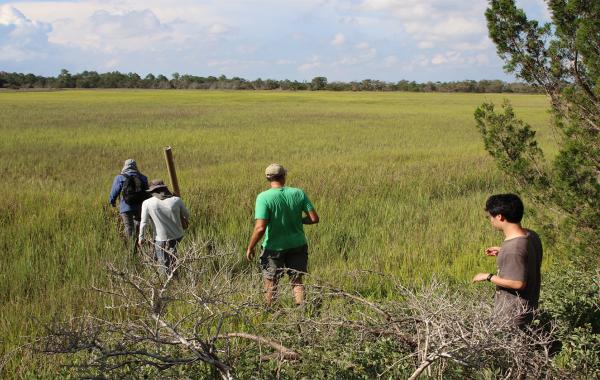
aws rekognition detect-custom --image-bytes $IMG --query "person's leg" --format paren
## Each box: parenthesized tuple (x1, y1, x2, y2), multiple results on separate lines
(120, 212, 135, 240)
(264, 277, 279, 306)
(154, 240, 168, 274)
(286, 245, 308, 305)
(291, 276, 304, 305)
(131, 209, 142, 254)
(260, 248, 284, 307)
(165, 239, 181, 274)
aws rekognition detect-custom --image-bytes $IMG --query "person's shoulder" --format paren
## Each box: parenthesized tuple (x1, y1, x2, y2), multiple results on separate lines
(285, 186, 305, 195)
(257, 189, 274, 199)
(525, 229, 540, 240)
(501, 236, 527, 252)
(142, 196, 155, 206)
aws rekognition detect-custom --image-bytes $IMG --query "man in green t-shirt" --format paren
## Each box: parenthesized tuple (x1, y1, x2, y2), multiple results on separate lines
(246, 163, 320, 306)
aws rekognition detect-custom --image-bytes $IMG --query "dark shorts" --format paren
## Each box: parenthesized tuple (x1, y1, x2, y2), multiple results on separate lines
(260, 244, 308, 281)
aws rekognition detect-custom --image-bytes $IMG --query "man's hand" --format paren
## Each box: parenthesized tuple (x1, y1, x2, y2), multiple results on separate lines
(246, 219, 267, 262)
(302, 210, 320, 225)
(472, 272, 490, 283)
(138, 237, 144, 246)
(485, 246, 501, 256)
(110, 202, 116, 207)
(246, 247, 255, 261)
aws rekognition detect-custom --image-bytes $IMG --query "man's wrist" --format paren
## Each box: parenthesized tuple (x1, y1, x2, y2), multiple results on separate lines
(486, 273, 494, 282)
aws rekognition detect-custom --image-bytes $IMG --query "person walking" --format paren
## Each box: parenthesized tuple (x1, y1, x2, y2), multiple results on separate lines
(138, 179, 190, 274)
(246, 164, 320, 306)
(109, 159, 149, 248)
(472, 193, 543, 327)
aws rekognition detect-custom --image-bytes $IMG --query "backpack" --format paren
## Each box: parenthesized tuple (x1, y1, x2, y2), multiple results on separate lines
(121, 174, 149, 205)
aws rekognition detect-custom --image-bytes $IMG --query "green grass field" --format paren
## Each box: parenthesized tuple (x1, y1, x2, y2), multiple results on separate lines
(0, 90, 554, 376)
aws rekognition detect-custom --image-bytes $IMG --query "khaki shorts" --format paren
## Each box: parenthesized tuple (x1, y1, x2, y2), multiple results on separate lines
(260, 244, 308, 281)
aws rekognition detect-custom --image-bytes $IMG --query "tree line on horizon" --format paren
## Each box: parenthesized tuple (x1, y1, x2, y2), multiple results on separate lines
(0, 69, 543, 93)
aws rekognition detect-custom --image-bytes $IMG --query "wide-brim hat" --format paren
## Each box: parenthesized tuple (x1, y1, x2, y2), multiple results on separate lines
(147, 179, 168, 192)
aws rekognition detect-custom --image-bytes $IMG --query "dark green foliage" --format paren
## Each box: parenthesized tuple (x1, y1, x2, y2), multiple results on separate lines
(478, 0, 600, 257)
(474, 100, 547, 189)
(476, 0, 600, 377)
(0, 70, 542, 93)
(310, 76, 328, 91)
(542, 264, 600, 378)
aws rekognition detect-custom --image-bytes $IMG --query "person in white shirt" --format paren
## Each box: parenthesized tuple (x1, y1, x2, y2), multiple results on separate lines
(139, 179, 190, 274)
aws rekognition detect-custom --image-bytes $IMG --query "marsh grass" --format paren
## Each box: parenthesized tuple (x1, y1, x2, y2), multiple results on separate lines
(0, 90, 555, 376)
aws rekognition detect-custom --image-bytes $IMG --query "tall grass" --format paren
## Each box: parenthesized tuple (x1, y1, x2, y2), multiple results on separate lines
(0, 90, 553, 376)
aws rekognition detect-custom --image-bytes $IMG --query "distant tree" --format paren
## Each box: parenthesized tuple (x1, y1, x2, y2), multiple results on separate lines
(156, 74, 171, 89)
(143, 73, 156, 88)
(264, 79, 280, 90)
(252, 78, 264, 90)
(127, 73, 142, 88)
(310, 76, 327, 91)
(56, 69, 75, 88)
(0, 69, 542, 93)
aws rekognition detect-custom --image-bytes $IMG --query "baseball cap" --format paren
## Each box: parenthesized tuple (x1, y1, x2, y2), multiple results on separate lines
(265, 163, 287, 178)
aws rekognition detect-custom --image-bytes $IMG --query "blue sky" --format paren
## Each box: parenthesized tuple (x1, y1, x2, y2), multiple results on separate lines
(0, 0, 550, 81)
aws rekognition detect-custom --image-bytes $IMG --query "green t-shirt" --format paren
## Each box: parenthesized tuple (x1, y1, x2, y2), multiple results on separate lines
(255, 186, 314, 250)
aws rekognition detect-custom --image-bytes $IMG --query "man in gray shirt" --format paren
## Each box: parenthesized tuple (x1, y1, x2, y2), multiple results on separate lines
(472, 194, 543, 326)
(139, 179, 190, 274)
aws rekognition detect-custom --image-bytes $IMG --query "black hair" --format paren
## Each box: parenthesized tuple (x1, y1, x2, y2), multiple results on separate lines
(485, 193, 524, 223)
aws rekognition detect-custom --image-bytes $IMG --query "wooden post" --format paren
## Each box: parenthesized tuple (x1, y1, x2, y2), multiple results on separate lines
(163, 146, 181, 196)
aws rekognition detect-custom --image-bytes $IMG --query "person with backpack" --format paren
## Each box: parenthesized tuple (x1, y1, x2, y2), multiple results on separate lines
(108, 159, 149, 244)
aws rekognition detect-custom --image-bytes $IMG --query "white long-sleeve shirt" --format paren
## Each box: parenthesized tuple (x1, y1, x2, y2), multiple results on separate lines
(139, 196, 190, 241)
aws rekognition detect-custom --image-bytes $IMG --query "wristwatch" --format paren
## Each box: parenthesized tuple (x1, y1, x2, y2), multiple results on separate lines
(486, 273, 494, 282)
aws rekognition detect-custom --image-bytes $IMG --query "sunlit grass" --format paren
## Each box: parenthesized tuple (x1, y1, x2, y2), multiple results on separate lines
(0, 89, 553, 376)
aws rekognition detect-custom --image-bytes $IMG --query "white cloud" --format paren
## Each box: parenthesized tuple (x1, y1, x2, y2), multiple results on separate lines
(104, 58, 120, 69)
(451, 37, 492, 52)
(51, 9, 172, 52)
(431, 54, 447, 65)
(0, 0, 538, 80)
(0, 5, 52, 61)
(207, 23, 231, 35)
(298, 56, 321, 71)
(331, 33, 345, 46)
(358, 0, 487, 50)
(383, 55, 399, 67)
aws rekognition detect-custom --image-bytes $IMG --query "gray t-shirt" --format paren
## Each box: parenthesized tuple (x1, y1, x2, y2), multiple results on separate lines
(494, 229, 543, 325)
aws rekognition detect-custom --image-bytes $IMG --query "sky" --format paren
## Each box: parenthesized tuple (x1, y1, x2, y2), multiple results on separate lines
(0, 0, 551, 82)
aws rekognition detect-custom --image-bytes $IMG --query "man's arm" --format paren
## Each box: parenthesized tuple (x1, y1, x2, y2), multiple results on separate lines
(108, 175, 123, 206)
(246, 219, 268, 261)
(472, 272, 526, 290)
(138, 202, 149, 243)
(302, 210, 319, 225)
(178, 198, 190, 219)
